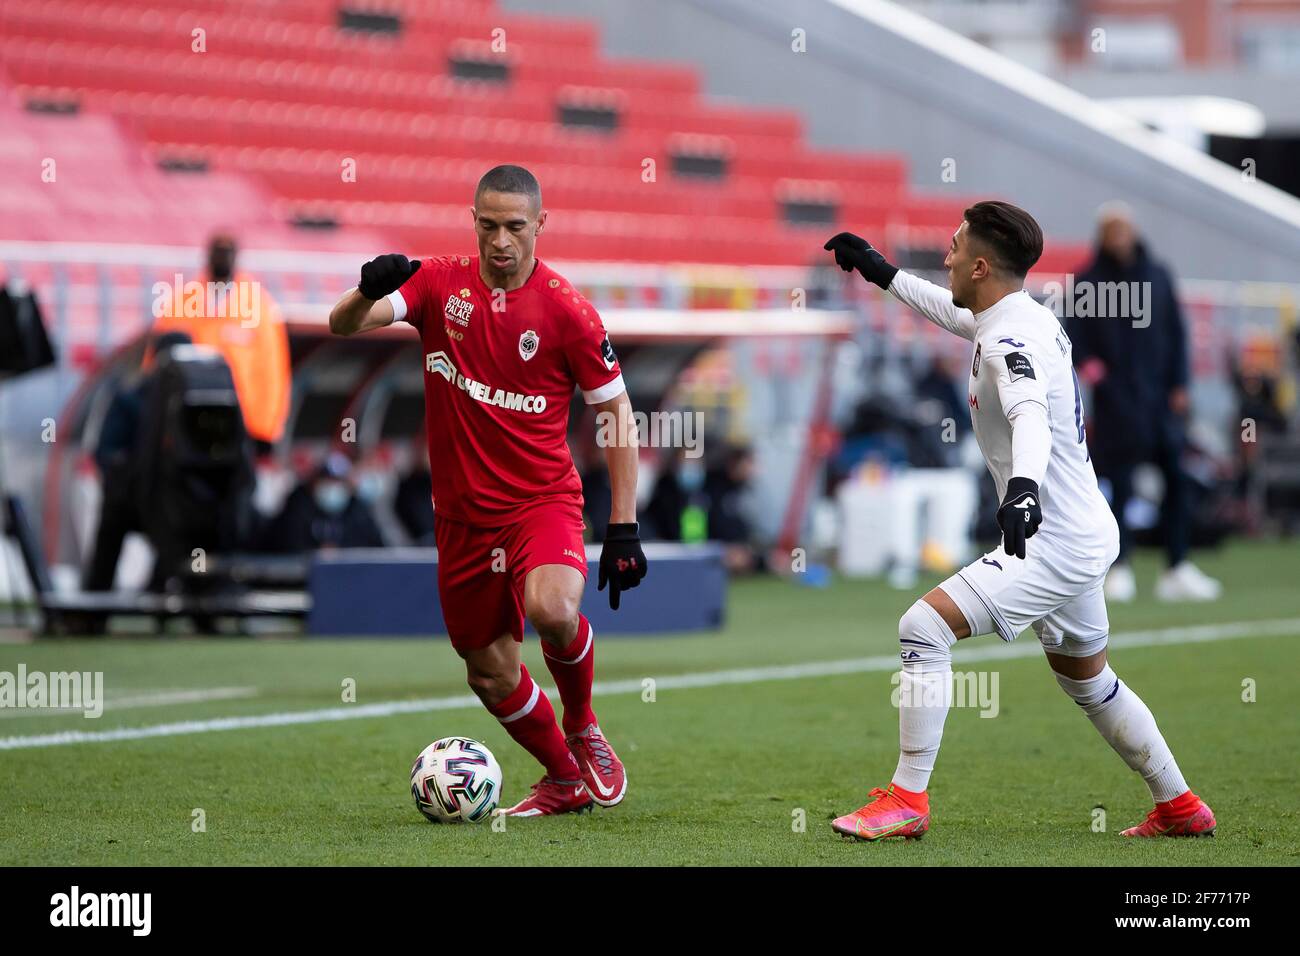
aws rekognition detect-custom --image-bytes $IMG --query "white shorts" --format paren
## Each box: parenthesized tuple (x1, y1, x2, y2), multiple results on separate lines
(940, 534, 1116, 657)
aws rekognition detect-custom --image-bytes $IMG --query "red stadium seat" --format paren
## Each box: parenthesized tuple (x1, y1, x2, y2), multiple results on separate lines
(0, 0, 1065, 268)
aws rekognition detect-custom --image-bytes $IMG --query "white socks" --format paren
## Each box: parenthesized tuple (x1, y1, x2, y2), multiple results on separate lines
(890, 597, 1190, 805)
(1053, 665, 1188, 803)
(892, 600, 957, 793)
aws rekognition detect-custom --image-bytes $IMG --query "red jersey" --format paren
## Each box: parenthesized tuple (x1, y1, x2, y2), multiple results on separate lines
(389, 255, 624, 527)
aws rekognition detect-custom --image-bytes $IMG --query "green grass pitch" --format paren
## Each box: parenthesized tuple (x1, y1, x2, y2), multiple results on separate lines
(1, 541, 1297, 866)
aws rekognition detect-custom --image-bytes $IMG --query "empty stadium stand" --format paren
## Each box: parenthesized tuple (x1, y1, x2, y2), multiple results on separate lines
(0, 0, 1087, 270)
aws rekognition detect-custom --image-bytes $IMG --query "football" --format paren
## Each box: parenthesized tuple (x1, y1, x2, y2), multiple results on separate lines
(410, 737, 503, 823)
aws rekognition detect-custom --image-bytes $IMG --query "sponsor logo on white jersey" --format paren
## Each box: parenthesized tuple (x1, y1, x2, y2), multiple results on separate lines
(425, 351, 547, 414)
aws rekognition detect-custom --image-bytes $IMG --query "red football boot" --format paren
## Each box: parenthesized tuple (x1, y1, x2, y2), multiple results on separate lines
(832, 784, 930, 841)
(494, 777, 593, 818)
(1121, 793, 1216, 838)
(566, 724, 627, 808)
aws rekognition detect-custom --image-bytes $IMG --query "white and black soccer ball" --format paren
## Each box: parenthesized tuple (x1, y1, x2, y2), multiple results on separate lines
(410, 737, 502, 823)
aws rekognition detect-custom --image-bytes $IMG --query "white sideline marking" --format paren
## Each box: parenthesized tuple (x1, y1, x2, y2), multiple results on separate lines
(1, 617, 1296, 751)
(0, 686, 257, 719)
(108, 687, 258, 709)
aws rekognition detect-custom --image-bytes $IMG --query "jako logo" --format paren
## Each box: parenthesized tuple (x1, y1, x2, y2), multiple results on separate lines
(50, 886, 151, 936)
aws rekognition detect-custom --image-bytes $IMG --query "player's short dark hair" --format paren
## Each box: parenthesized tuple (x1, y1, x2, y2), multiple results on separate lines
(475, 164, 542, 212)
(963, 201, 1043, 278)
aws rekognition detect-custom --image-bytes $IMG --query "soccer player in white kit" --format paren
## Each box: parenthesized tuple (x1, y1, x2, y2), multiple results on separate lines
(823, 202, 1216, 841)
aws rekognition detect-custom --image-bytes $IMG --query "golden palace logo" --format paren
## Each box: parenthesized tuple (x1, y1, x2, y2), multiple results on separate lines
(444, 292, 474, 327)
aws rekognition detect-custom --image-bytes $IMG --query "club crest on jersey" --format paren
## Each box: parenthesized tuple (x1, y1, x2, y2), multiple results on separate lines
(444, 291, 474, 327)
(971, 343, 982, 378)
(519, 329, 539, 362)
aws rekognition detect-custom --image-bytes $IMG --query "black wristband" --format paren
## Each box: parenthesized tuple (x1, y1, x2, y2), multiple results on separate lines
(605, 523, 639, 539)
(873, 259, 900, 291)
(1005, 477, 1038, 498)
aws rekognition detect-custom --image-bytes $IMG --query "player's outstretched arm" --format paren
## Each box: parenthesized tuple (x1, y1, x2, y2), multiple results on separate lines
(888, 270, 977, 340)
(823, 232, 975, 340)
(329, 254, 420, 336)
(824, 232, 899, 289)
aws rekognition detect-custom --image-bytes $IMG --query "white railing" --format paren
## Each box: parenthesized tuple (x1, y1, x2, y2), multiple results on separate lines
(1, 240, 1297, 374)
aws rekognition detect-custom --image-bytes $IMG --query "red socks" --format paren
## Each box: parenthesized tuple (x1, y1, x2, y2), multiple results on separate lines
(484, 616, 598, 779)
(487, 665, 580, 782)
(541, 614, 597, 735)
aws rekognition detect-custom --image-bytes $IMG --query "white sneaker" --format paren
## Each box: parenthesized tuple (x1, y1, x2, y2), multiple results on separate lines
(1104, 563, 1137, 603)
(1155, 562, 1223, 602)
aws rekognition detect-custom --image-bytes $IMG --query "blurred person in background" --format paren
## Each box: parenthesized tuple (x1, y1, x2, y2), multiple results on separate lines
(1069, 202, 1222, 603)
(82, 330, 192, 596)
(1232, 334, 1295, 531)
(394, 440, 436, 545)
(705, 444, 765, 574)
(576, 437, 613, 544)
(265, 451, 385, 552)
(645, 447, 701, 541)
(912, 352, 973, 468)
(152, 233, 292, 455)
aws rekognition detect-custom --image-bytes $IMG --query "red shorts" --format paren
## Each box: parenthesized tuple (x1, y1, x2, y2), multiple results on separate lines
(434, 502, 588, 653)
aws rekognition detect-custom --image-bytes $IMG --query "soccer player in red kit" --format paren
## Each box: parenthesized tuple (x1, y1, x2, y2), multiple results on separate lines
(329, 165, 647, 817)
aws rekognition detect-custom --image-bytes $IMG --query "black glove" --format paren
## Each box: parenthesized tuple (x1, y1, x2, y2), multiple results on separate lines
(996, 477, 1042, 560)
(823, 232, 899, 290)
(598, 523, 647, 611)
(359, 254, 420, 300)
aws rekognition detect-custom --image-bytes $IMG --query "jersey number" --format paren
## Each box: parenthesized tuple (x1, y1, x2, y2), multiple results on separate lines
(1070, 367, 1088, 455)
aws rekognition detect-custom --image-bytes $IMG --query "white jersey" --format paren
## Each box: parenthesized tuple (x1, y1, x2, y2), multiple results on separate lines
(890, 270, 1118, 560)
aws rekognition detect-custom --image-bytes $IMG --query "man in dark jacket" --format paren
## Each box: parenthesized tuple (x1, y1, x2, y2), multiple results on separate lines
(83, 331, 193, 593)
(265, 452, 385, 552)
(1069, 203, 1221, 602)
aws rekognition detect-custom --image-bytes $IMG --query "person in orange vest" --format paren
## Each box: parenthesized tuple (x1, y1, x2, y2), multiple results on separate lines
(151, 234, 291, 453)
